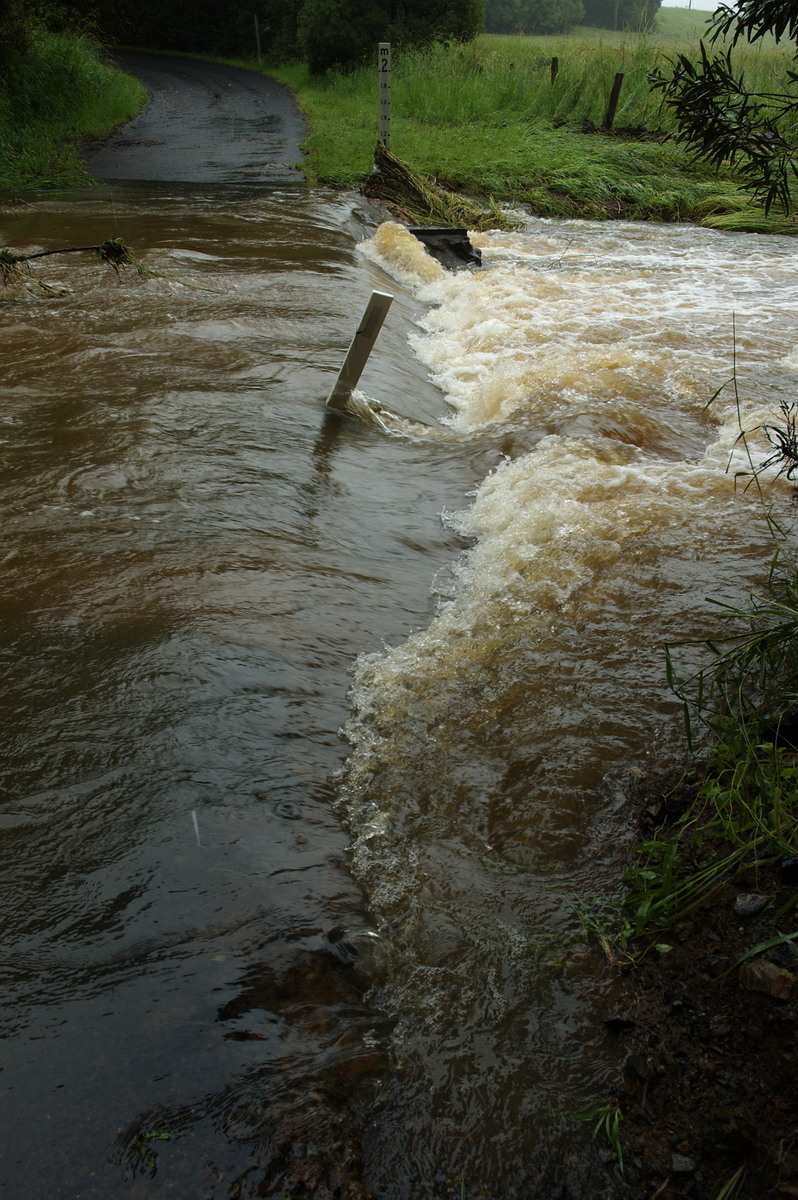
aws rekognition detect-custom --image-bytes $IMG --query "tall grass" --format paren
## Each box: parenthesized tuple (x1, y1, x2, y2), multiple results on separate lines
(396, 40, 668, 128)
(0, 31, 146, 189)
(352, 36, 793, 134)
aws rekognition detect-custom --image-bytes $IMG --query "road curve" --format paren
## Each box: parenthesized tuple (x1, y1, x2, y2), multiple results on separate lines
(83, 52, 306, 184)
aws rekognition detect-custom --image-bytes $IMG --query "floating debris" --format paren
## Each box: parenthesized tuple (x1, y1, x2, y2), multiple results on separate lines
(362, 141, 519, 232)
(0, 236, 156, 294)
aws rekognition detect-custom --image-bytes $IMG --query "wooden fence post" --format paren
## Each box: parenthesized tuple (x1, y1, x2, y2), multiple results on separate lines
(604, 72, 624, 129)
(326, 291, 394, 412)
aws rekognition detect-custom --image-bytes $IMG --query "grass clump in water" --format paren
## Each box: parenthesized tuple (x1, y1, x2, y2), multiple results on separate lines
(363, 141, 520, 229)
(0, 237, 155, 295)
(604, 626, 798, 957)
(0, 30, 146, 190)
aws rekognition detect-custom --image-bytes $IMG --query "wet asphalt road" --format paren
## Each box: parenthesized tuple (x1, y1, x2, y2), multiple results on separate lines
(83, 52, 306, 184)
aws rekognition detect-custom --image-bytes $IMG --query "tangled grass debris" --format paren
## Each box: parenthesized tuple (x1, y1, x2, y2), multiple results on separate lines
(362, 142, 521, 232)
(0, 237, 155, 295)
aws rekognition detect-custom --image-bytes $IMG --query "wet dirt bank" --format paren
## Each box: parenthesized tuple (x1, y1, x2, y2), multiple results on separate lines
(603, 768, 798, 1200)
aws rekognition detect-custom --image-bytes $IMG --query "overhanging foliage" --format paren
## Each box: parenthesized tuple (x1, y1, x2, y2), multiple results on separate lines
(650, 0, 798, 213)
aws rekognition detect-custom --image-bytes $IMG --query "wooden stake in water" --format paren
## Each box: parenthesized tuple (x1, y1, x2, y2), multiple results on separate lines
(325, 291, 394, 412)
(378, 42, 391, 150)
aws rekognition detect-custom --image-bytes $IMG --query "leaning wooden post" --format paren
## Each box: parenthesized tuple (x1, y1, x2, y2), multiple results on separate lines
(378, 43, 391, 151)
(604, 72, 624, 129)
(253, 13, 262, 62)
(326, 291, 394, 412)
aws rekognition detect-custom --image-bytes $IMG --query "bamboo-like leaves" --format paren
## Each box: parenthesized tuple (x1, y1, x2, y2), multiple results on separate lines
(650, 41, 798, 213)
(571, 1101, 625, 1176)
(649, 8, 798, 216)
(711, 0, 798, 48)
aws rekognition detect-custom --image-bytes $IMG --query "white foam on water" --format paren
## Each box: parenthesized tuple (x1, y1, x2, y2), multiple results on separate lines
(358, 220, 447, 289)
(347, 213, 798, 882)
(344, 216, 798, 1185)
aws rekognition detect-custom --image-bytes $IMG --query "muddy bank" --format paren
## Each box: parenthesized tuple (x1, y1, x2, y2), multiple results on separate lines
(603, 769, 798, 1200)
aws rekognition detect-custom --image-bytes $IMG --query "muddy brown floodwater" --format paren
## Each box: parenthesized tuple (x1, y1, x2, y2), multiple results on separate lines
(3, 54, 798, 1200)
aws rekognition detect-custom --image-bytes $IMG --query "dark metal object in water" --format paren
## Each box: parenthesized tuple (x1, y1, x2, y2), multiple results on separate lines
(408, 226, 482, 270)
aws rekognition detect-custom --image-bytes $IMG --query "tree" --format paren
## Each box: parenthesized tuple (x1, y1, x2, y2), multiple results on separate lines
(86, 0, 483, 71)
(484, 0, 583, 36)
(299, 0, 383, 73)
(580, 0, 659, 33)
(0, 0, 29, 63)
(300, 0, 484, 73)
(397, 0, 484, 43)
(90, 0, 263, 56)
(650, 0, 798, 214)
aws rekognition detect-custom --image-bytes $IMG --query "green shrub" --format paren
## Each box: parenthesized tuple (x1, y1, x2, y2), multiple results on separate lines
(0, 29, 145, 188)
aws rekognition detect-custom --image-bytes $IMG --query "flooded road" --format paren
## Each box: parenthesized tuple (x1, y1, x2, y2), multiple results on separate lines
(2, 184, 798, 1199)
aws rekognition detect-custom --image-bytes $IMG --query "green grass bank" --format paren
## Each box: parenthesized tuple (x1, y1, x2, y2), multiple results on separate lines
(0, 31, 146, 191)
(3, 13, 797, 231)
(264, 19, 797, 231)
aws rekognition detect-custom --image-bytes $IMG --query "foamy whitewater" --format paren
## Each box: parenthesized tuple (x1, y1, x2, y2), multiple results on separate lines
(339, 217, 798, 1194)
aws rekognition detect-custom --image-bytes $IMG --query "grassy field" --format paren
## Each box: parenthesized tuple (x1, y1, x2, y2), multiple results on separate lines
(655, 6, 714, 39)
(0, 31, 146, 191)
(655, 4, 785, 44)
(265, 19, 797, 230)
